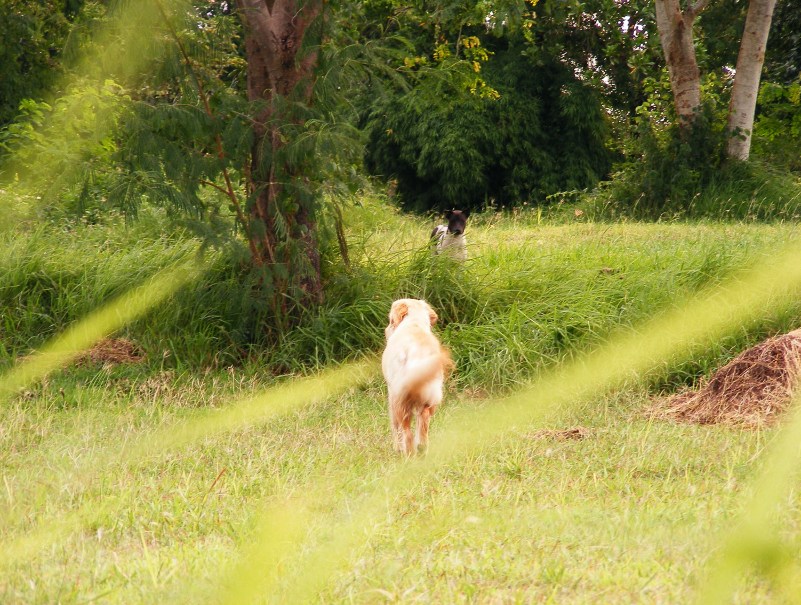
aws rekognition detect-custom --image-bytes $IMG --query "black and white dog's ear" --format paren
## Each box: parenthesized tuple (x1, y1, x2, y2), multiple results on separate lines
(445, 209, 454, 219)
(462, 209, 470, 219)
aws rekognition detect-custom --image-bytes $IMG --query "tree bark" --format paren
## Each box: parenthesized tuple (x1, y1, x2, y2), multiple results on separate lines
(235, 0, 323, 310)
(726, 0, 778, 160)
(654, 0, 707, 127)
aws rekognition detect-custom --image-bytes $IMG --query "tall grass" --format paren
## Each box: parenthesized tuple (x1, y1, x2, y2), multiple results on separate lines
(4, 200, 801, 396)
(278, 202, 801, 394)
(0, 210, 255, 367)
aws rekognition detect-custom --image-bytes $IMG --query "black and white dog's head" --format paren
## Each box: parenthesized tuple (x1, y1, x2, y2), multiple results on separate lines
(431, 209, 469, 261)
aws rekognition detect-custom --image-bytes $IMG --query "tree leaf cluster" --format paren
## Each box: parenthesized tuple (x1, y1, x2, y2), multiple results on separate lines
(364, 28, 611, 212)
(0, 0, 73, 128)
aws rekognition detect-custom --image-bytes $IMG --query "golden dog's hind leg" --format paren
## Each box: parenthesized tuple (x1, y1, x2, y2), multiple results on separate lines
(391, 402, 413, 454)
(401, 413, 414, 455)
(414, 405, 435, 454)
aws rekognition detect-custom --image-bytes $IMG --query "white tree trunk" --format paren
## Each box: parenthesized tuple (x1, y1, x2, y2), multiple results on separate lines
(726, 0, 778, 160)
(655, 0, 707, 126)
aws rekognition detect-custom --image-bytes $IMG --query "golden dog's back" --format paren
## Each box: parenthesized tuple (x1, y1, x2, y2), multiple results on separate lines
(382, 325, 451, 408)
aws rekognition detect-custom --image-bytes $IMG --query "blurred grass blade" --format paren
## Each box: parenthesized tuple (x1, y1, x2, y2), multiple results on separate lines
(0, 0, 189, 222)
(695, 391, 801, 604)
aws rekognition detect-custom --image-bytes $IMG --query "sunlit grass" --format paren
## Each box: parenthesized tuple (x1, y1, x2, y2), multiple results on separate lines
(0, 358, 376, 568)
(7, 372, 784, 603)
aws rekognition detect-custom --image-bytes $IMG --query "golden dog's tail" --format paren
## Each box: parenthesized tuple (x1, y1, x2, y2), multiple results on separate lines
(395, 348, 453, 402)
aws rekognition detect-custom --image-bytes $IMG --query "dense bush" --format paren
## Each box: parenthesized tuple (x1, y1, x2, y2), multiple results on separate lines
(599, 100, 727, 218)
(364, 41, 611, 213)
(589, 109, 801, 223)
(752, 80, 801, 174)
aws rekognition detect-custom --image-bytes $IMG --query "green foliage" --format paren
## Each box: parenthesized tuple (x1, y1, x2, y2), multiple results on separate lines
(99, 2, 247, 224)
(0, 0, 107, 129)
(2, 0, 799, 353)
(525, 0, 660, 115)
(753, 80, 801, 173)
(1, 0, 373, 342)
(365, 39, 611, 212)
(358, 0, 660, 213)
(106, 1, 372, 337)
(0, 0, 70, 127)
(696, 0, 749, 72)
(764, 0, 801, 84)
(0, 80, 123, 215)
(661, 161, 801, 222)
(113, 96, 250, 221)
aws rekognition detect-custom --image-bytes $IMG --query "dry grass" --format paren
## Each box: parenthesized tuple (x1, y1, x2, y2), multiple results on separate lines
(655, 329, 801, 426)
(77, 338, 145, 366)
(528, 426, 591, 441)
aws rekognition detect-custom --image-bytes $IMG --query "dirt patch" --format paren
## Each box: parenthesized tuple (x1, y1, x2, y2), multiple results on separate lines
(78, 338, 145, 366)
(529, 426, 590, 441)
(655, 329, 801, 426)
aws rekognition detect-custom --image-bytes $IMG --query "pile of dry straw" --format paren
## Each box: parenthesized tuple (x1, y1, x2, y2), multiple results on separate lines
(657, 329, 801, 426)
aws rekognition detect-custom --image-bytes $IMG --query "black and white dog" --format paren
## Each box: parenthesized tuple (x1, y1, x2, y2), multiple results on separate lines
(431, 209, 468, 261)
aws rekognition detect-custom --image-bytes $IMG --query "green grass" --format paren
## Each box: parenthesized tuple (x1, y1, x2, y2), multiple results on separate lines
(4, 198, 801, 391)
(0, 209, 260, 367)
(2, 369, 799, 604)
(307, 200, 801, 392)
(4, 205, 801, 603)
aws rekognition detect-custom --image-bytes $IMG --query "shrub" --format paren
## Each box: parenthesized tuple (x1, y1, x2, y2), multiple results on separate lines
(364, 42, 611, 213)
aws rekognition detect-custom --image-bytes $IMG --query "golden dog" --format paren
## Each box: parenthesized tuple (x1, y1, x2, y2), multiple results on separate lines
(382, 299, 453, 454)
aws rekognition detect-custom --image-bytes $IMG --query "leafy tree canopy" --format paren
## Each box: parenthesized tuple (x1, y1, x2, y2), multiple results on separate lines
(363, 1, 614, 211)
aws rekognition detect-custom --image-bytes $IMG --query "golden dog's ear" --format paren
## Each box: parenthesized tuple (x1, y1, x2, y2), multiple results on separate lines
(389, 300, 409, 328)
(428, 306, 438, 326)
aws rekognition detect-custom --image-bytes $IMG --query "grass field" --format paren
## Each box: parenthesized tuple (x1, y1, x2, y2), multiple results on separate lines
(2, 207, 801, 603)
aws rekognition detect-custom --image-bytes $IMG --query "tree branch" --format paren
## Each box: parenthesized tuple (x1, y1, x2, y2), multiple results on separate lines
(687, 0, 711, 19)
(154, 0, 254, 256)
(199, 180, 230, 197)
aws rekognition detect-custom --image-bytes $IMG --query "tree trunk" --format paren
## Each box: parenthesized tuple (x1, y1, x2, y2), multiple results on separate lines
(235, 0, 323, 313)
(654, 0, 707, 127)
(726, 0, 778, 160)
